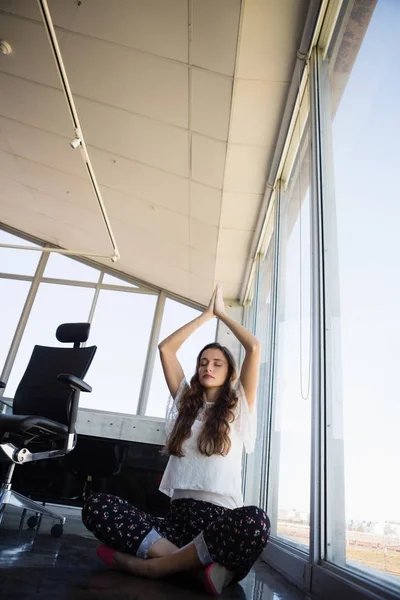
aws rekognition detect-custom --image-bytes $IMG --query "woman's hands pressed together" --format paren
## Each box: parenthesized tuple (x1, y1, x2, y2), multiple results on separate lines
(213, 284, 225, 318)
(203, 284, 226, 320)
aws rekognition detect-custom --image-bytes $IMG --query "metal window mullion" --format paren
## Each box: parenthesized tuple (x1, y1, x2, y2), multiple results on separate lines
(0, 250, 49, 390)
(0, 273, 34, 283)
(242, 254, 261, 500)
(86, 272, 103, 326)
(260, 198, 281, 512)
(253, 252, 271, 509)
(136, 292, 166, 416)
(262, 186, 282, 532)
(309, 47, 326, 566)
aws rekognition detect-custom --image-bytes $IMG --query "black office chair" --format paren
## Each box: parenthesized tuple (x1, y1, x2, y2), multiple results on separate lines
(0, 323, 96, 537)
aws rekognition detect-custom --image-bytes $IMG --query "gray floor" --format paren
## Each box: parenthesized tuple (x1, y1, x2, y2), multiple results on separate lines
(0, 503, 311, 600)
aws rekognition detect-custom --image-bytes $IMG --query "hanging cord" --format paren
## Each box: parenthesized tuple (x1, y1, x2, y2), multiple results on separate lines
(297, 59, 312, 401)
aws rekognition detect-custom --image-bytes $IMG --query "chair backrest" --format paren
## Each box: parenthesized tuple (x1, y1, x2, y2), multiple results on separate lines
(13, 345, 97, 425)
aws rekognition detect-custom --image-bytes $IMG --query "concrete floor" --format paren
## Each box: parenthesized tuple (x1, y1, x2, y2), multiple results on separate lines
(0, 503, 311, 600)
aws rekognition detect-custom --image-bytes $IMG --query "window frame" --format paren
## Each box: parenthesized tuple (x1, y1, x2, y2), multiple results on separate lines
(0, 223, 209, 419)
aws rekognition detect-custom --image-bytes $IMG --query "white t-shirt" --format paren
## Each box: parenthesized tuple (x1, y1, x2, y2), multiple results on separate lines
(159, 378, 257, 509)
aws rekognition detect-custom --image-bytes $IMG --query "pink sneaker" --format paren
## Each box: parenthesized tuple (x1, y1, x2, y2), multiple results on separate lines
(204, 562, 235, 596)
(96, 545, 117, 567)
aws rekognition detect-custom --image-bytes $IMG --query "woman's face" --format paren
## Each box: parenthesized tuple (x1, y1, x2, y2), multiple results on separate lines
(198, 348, 229, 389)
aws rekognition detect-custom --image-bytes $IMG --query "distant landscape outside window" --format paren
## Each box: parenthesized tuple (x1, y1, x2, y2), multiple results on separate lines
(323, 0, 400, 582)
(268, 132, 312, 549)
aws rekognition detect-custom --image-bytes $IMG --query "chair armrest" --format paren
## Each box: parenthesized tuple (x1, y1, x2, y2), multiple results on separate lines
(0, 381, 6, 388)
(57, 373, 92, 393)
(57, 373, 92, 435)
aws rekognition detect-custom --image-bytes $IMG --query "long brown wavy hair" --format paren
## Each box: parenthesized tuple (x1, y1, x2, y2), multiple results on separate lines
(164, 343, 239, 457)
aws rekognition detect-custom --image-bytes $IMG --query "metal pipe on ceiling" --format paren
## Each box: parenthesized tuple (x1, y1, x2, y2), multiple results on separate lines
(36, 0, 120, 263)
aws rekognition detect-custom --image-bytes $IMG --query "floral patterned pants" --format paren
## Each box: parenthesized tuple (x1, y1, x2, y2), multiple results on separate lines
(82, 493, 270, 580)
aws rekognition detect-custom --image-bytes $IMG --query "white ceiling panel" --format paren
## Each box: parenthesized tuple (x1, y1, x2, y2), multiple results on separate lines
(0, 178, 105, 241)
(191, 0, 241, 77)
(190, 219, 219, 255)
(109, 220, 191, 273)
(0, 117, 87, 179)
(236, 0, 308, 81)
(90, 149, 190, 216)
(220, 191, 262, 231)
(217, 228, 251, 259)
(191, 68, 232, 141)
(230, 79, 290, 146)
(75, 96, 189, 176)
(0, 14, 65, 88)
(190, 182, 222, 227)
(1, 177, 36, 210)
(0, 0, 311, 303)
(0, 0, 75, 29)
(214, 256, 245, 283)
(191, 134, 226, 189)
(0, 149, 24, 182)
(101, 187, 190, 248)
(0, 0, 189, 62)
(224, 144, 275, 195)
(0, 199, 102, 252)
(0, 73, 71, 137)
(8, 155, 95, 212)
(190, 248, 217, 280)
(63, 0, 189, 62)
(63, 34, 189, 128)
(189, 272, 215, 305)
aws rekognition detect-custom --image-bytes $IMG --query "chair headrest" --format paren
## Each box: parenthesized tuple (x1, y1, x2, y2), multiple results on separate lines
(56, 323, 91, 344)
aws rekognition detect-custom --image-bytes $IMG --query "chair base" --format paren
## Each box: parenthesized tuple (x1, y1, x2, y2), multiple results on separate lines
(0, 487, 66, 526)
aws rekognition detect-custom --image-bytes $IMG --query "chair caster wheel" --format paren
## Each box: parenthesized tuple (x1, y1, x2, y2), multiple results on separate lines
(27, 516, 39, 529)
(51, 523, 64, 538)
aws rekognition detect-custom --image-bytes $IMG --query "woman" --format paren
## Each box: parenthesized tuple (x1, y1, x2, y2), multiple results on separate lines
(82, 285, 270, 596)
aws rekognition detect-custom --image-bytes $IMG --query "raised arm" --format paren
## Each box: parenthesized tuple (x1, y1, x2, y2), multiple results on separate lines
(214, 285, 260, 411)
(158, 289, 216, 398)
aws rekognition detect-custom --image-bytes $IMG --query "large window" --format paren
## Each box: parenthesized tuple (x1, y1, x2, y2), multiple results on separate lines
(43, 252, 100, 282)
(88, 289, 158, 413)
(0, 229, 40, 276)
(6, 282, 95, 396)
(0, 229, 39, 381)
(244, 206, 276, 508)
(0, 226, 214, 418)
(322, 0, 400, 584)
(268, 114, 312, 548)
(0, 279, 30, 377)
(146, 298, 217, 418)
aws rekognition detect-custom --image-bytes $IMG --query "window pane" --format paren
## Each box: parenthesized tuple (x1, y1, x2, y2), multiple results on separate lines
(0, 279, 30, 375)
(102, 273, 138, 287)
(268, 130, 312, 548)
(86, 290, 157, 413)
(244, 209, 275, 508)
(6, 283, 95, 396)
(0, 229, 40, 275)
(43, 253, 100, 282)
(324, 0, 400, 584)
(146, 299, 217, 418)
